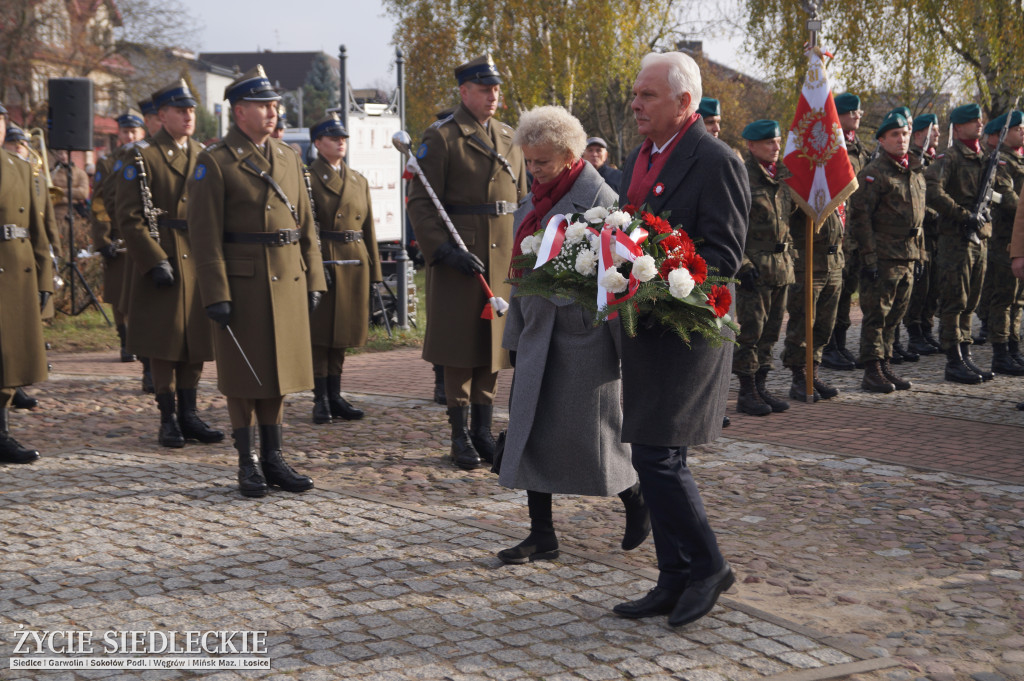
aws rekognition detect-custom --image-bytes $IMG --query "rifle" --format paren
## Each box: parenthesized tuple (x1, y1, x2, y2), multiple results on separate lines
(965, 96, 1021, 244)
(133, 150, 164, 244)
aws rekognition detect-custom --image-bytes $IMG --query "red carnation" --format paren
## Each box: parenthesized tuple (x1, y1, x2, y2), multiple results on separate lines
(660, 234, 684, 253)
(622, 204, 638, 215)
(659, 256, 684, 280)
(708, 284, 731, 317)
(683, 252, 707, 283)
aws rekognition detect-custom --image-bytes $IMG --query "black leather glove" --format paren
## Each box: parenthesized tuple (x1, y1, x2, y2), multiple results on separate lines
(323, 265, 334, 290)
(99, 243, 118, 259)
(206, 301, 231, 329)
(861, 266, 880, 282)
(434, 241, 485, 276)
(913, 261, 924, 278)
(308, 291, 323, 312)
(961, 212, 986, 235)
(737, 266, 760, 292)
(150, 260, 174, 288)
(39, 291, 51, 312)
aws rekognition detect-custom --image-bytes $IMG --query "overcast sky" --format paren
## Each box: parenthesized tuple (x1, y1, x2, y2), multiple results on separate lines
(176, 0, 757, 90)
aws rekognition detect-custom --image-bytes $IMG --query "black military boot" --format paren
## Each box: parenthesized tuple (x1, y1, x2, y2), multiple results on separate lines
(155, 392, 185, 448)
(432, 364, 446, 405)
(470, 403, 496, 463)
(447, 406, 481, 470)
(944, 345, 982, 384)
(922, 322, 941, 349)
(12, 387, 38, 410)
(140, 357, 154, 394)
(736, 374, 771, 415)
(960, 343, 994, 381)
(327, 374, 363, 420)
(117, 324, 135, 362)
(892, 328, 919, 362)
(755, 368, 790, 412)
(906, 323, 938, 355)
(972, 319, 988, 345)
(881, 359, 912, 390)
(822, 330, 855, 370)
(991, 343, 1024, 376)
(176, 389, 225, 443)
(835, 326, 860, 367)
(618, 482, 651, 551)
(1009, 339, 1024, 367)
(497, 490, 559, 564)
(788, 366, 820, 402)
(812, 363, 839, 399)
(233, 427, 267, 498)
(312, 377, 332, 424)
(0, 408, 39, 464)
(862, 359, 896, 393)
(259, 424, 314, 492)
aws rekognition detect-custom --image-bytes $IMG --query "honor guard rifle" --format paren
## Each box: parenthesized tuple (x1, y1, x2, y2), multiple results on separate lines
(966, 96, 1021, 245)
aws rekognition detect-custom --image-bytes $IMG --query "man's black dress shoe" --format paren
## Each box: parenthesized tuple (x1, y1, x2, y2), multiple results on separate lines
(668, 563, 735, 627)
(613, 586, 682, 619)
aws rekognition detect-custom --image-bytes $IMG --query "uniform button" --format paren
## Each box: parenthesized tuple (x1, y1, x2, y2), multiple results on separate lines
(19, 206, 25, 212)
(0, 268, 4, 273)
(24, 267, 31, 272)
(356, 215, 362, 220)
(182, 253, 188, 259)
(182, 197, 187, 202)
(271, 276, 279, 281)
(491, 243, 497, 248)
(266, 205, 271, 211)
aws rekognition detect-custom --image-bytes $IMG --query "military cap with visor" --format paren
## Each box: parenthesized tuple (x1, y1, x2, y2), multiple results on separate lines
(137, 97, 157, 117)
(455, 55, 502, 85)
(983, 110, 1024, 136)
(117, 109, 145, 128)
(697, 97, 721, 118)
(4, 124, 28, 143)
(309, 113, 349, 141)
(834, 93, 860, 114)
(875, 110, 910, 139)
(949, 103, 982, 125)
(225, 65, 282, 105)
(742, 119, 781, 141)
(0, 102, 7, 116)
(152, 79, 197, 109)
(912, 113, 938, 132)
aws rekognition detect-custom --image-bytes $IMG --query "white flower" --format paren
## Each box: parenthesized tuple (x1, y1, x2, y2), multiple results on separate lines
(583, 206, 609, 223)
(519, 233, 540, 255)
(565, 221, 589, 244)
(575, 248, 599, 276)
(668, 267, 695, 299)
(604, 210, 631, 228)
(599, 267, 629, 293)
(632, 254, 657, 282)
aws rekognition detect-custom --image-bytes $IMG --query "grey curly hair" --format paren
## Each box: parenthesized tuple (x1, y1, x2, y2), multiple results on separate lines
(513, 105, 588, 160)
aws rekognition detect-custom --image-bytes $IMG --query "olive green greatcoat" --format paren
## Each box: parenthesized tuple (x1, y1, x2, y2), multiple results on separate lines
(408, 103, 528, 372)
(308, 155, 382, 349)
(0, 149, 53, 388)
(849, 154, 927, 268)
(31, 160, 59, 319)
(116, 128, 213, 363)
(91, 154, 129, 314)
(187, 126, 326, 399)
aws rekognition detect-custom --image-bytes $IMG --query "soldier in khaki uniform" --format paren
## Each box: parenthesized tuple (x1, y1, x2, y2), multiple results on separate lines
(0, 103, 54, 463)
(849, 111, 926, 394)
(306, 113, 382, 424)
(733, 120, 794, 416)
(926, 103, 1007, 384)
(408, 55, 527, 470)
(904, 114, 943, 355)
(979, 111, 1024, 375)
(92, 110, 145, 362)
(824, 93, 872, 370)
(189, 66, 326, 498)
(117, 80, 223, 448)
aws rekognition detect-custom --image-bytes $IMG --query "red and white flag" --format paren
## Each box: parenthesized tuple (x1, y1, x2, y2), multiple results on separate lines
(782, 47, 858, 229)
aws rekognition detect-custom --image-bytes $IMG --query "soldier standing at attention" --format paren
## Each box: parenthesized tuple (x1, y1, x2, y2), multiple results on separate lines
(92, 110, 146, 363)
(117, 80, 224, 448)
(979, 111, 1024, 375)
(697, 97, 721, 138)
(306, 113, 382, 424)
(0, 102, 54, 463)
(926, 103, 999, 384)
(733, 120, 794, 416)
(188, 66, 326, 497)
(849, 111, 926, 393)
(408, 55, 527, 470)
(904, 114, 943, 355)
(823, 93, 872, 370)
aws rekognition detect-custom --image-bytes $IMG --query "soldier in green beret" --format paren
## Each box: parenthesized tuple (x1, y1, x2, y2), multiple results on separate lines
(697, 97, 722, 138)
(733, 120, 794, 416)
(904, 113, 943, 355)
(849, 111, 926, 393)
(824, 93, 873, 371)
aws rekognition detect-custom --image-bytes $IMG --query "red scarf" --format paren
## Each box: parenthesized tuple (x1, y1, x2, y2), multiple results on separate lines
(761, 161, 777, 178)
(960, 137, 982, 153)
(888, 153, 909, 169)
(627, 112, 699, 208)
(510, 159, 586, 277)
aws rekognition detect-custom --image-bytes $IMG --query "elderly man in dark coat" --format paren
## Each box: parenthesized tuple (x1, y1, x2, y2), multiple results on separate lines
(612, 51, 748, 628)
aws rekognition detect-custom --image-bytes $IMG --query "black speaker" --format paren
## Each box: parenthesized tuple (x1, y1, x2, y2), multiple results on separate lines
(48, 78, 94, 151)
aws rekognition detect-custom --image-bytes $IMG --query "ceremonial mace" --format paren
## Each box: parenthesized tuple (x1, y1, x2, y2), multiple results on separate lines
(392, 131, 508, 318)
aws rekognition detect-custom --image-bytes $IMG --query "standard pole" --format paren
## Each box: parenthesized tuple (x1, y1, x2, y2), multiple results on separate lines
(804, 213, 815, 402)
(338, 45, 348, 130)
(395, 47, 410, 329)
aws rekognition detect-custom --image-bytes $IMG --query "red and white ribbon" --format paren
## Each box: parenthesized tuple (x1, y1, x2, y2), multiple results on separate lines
(597, 227, 647, 317)
(534, 214, 569, 269)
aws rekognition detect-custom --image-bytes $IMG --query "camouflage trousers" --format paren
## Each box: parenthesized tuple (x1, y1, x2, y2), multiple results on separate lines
(936, 235, 986, 350)
(904, 238, 939, 333)
(983, 251, 1024, 344)
(732, 283, 788, 376)
(782, 269, 842, 367)
(834, 246, 860, 332)
(858, 261, 914, 362)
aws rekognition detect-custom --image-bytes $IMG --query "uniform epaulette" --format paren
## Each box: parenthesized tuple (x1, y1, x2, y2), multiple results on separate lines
(204, 141, 222, 151)
(501, 123, 514, 134)
(430, 114, 454, 129)
(134, 140, 150, 150)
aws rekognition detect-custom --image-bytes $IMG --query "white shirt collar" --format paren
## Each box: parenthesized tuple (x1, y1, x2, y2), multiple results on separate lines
(651, 131, 680, 155)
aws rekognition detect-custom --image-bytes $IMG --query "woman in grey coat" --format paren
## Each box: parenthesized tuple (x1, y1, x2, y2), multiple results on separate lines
(497, 106, 649, 564)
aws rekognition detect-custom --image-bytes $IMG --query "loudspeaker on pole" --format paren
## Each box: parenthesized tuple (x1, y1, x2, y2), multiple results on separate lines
(47, 78, 94, 151)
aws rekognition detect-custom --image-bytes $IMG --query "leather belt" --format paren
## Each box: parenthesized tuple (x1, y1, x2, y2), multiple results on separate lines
(224, 229, 300, 246)
(321, 230, 363, 243)
(0, 225, 30, 240)
(445, 201, 516, 216)
(158, 218, 189, 231)
(826, 245, 839, 255)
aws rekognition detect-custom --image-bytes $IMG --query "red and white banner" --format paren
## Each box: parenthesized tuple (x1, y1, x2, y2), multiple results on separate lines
(534, 215, 569, 268)
(782, 47, 858, 229)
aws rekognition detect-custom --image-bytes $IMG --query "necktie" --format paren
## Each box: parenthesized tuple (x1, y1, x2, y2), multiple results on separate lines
(647, 151, 659, 171)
